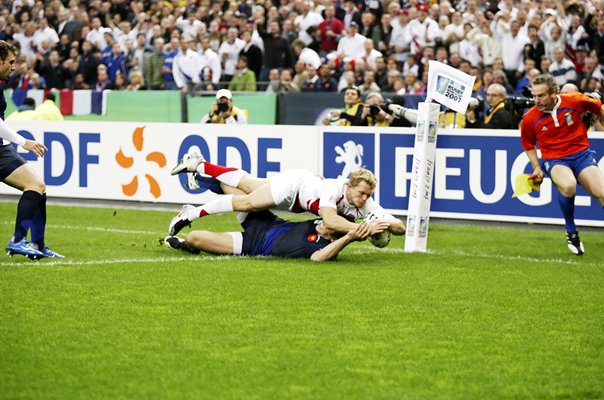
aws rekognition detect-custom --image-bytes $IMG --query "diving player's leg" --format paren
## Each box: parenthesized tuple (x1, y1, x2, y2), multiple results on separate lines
(185, 231, 240, 255)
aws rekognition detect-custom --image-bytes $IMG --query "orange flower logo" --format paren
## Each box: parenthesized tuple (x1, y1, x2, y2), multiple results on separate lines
(115, 126, 166, 198)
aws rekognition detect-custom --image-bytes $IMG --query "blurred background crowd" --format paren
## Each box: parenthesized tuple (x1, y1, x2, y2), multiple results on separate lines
(0, 0, 603, 99)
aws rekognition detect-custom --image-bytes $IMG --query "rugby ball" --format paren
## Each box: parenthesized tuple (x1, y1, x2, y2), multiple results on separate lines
(368, 230, 392, 248)
(365, 212, 392, 248)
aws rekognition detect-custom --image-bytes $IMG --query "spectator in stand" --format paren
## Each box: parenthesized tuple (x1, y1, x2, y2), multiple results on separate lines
(104, 42, 128, 84)
(361, 39, 382, 71)
(493, 14, 530, 86)
(176, 9, 206, 42)
(282, 19, 299, 45)
(524, 24, 545, 69)
(56, 8, 81, 43)
(259, 20, 293, 82)
(443, 11, 465, 54)
(162, 37, 180, 90)
(301, 63, 321, 92)
(391, 9, 411, 63)
(468, 19, 502, 67)
(337, 22, 366, 62)
(318, 5, 344, 56)
(199, 37, 222, 90)
(292, 59, 309, 89)
(294, 0, 324, 46)
(360, 12, 379, 46)
(374, 12, 393, 55)
(79, 40, 101, 87)
(459, 23, 482, 67)
(515, 59, 538, 95)
(408, 4, 439, 55)
(359, 70, 381, 95)
(240, 31, 262, 81)
(86, 17, 109, 51)
(34, 93, 63, 121)
(292, 39, 322, 70)
(265, 68, 281, 92)
(113, 72, 128, 90)
(172, 38, 203, 93)
(228, 55, 256, 92)
(13, 22, 37, 64)
(218, 27, 245, 84)
(144, 37, 165, 90)
(317, 63, 338, 92)
(279, 69, 300, 93)
(127, 70, 146, 91)
(549, 46, 578, 87)
(374, 56, 388, 88)
(95, 64, 114, 91)
(337, 0, 362, 29)
(35, 50, 66, 90)
(539, 11, 567, 59)
(33, 18, 59, 51)
(338, 69, 357, 93)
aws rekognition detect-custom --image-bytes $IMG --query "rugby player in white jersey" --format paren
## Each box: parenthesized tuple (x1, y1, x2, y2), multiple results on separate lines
(168, 149, 405, 237)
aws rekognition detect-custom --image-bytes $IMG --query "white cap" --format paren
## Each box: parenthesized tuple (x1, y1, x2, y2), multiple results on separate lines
(216, 89, 232, 100)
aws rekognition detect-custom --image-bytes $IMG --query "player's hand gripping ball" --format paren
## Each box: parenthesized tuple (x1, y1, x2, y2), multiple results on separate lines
(365, 212, 392, 248)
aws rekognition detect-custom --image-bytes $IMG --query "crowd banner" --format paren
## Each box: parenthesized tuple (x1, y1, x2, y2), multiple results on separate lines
(1, 122, 603, 231)
(404, 103, 441, 253)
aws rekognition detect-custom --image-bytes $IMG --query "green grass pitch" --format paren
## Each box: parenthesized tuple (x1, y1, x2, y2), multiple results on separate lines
(1, 201, 603, 399)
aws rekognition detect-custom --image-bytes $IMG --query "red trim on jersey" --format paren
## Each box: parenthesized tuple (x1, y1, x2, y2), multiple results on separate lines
(520, 93, 601, 159)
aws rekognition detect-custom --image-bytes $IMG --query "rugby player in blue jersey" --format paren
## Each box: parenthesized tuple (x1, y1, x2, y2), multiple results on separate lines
(163, 210, 383, 261)
(0, 40, 63, 259)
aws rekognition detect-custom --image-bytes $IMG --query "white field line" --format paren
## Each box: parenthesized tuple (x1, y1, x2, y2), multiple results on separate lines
(348, 246, 582, 266)
(0, 255, 233, 267)
(0, 221, 156, 235)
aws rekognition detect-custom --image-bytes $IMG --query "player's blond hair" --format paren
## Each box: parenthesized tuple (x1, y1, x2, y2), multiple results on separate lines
(532, 74, 559, 95)
(349, 168, 377, 190)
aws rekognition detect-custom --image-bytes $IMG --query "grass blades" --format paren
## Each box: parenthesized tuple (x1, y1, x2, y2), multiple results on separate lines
(1, 202, 603, 399)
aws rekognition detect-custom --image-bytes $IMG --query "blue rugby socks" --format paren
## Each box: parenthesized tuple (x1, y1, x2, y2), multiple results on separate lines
(30, 192, 47, 249)
(558, 192, 577, 233)
(13, 190, 43, 243)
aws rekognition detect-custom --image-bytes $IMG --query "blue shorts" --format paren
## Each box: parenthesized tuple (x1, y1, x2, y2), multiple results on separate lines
(0, 144, 26, 181)
(542, 149, 598, 178)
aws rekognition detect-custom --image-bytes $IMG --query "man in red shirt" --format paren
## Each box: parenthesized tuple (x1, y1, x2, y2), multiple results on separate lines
(317, 5, 344, 54)
(521, 74, 604, 255)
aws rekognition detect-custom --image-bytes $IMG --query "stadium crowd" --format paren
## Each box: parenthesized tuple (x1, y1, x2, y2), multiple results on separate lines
(0, 0, 603, 99)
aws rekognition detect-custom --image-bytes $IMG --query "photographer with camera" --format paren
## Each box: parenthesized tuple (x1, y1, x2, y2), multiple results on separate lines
(200, 89, 248, 124)
(465, 83, 518, 129)
(362, 93, 391, 127)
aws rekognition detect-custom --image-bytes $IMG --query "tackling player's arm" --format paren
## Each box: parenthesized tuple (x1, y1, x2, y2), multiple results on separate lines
(310, 223, 371, 262)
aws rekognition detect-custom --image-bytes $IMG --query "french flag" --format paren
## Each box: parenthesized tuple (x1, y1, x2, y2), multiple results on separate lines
(59, 89, 109, 115)
(10, 89, 109, 116)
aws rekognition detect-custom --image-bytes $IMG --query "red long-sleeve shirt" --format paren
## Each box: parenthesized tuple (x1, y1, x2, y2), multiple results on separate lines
(520, 93, 601, 160)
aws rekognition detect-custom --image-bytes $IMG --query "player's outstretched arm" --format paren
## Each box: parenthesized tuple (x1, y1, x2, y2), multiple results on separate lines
(0, 119, 47, 157)
(310, 223, 371, 262)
